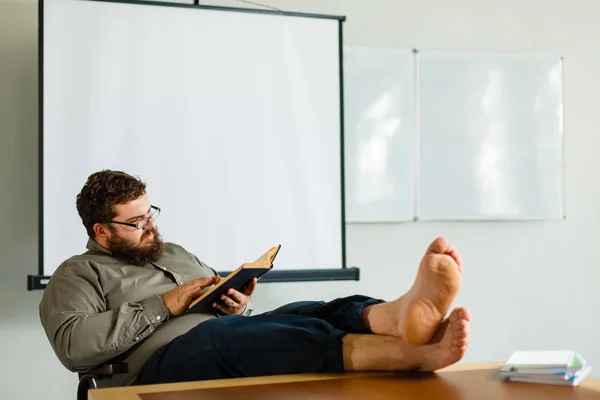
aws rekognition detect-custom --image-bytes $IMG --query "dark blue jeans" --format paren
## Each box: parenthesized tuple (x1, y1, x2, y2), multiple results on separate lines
(136, 295, 384, 384)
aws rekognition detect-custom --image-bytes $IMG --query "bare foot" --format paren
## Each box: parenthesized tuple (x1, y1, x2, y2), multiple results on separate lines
(420, 307, 470, 371)
(397, 238, 462, 344)
(342, 307, 470, 372)
(364, 237, 462, 344)
(427, 307, 471, 344)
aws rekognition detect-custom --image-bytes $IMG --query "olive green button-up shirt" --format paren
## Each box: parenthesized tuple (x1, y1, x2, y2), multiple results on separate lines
(39, 239, 232, 387)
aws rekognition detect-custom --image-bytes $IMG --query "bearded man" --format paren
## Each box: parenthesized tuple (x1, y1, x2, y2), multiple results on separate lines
(40, 170, 470, 388)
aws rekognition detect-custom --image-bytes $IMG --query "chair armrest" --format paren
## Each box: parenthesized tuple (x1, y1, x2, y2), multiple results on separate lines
(77, 363, 129, 400)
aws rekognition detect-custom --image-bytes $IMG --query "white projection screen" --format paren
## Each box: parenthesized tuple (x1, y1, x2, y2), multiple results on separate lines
(38, 0, 349, 281)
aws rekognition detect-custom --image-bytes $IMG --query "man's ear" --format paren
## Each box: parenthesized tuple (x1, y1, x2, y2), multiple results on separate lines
(93, 223, 110, 240)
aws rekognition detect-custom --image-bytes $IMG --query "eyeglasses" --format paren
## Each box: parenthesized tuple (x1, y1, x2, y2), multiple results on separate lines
(109, 205, 161, 230)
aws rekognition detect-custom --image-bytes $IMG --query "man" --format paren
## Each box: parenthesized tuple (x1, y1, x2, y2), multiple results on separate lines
(39, 170, 470, 388)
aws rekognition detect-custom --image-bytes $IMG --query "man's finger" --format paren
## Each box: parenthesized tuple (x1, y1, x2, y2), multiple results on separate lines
(189, 285, 205, 298)
(226, 290, 244, 304)
(212, 302, 228, 314)
(181, 286, 204, 305)
(184, 277, 215, 288)
(183, 281, 209, 294)
(192, 276, 220, 289)
(244, 278, 257, 296)
(221, 294, 239, 308)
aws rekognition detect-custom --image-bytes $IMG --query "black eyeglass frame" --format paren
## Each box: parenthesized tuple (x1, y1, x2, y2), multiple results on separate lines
(109, 205, 161, 230)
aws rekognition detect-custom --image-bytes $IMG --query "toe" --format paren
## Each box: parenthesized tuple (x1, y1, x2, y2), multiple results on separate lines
(454, 328, 469, 339)
(453, 320, 468, 331)
(454, 326, 470, 349)
(426, 237, 462, 269)
(426, 237, 450, 255)
(446, 244, 463, 269)
(452, 340, 469, 354)
(449, 307, 469, 323)
(461, 307, 471, 322)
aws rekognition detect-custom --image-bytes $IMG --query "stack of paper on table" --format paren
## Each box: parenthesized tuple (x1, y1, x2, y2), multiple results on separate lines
(501, 350, 592, 386)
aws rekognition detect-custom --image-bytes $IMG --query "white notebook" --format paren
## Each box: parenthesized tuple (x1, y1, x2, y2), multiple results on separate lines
(503, 350, 575, 368)
(501, 350, 591, 387)
(506, 366, 592, 387)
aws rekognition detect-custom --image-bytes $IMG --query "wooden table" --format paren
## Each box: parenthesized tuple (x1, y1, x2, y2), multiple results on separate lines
(89, 362, 600, 400)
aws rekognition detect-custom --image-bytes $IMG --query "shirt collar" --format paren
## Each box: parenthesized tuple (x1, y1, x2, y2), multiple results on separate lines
(86, 238, 112, 255)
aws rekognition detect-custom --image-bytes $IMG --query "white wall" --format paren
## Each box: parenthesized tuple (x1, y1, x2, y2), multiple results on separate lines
(0, 0, 80, 398)
(2, 0, 600, 398)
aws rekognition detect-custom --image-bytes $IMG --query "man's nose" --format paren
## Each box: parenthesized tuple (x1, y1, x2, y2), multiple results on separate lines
(144, 217, 156, 230)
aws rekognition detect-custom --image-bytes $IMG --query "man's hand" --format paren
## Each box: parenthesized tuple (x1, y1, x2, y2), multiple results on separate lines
(161, 276, 221, 316)
(213, 277, 257, 315)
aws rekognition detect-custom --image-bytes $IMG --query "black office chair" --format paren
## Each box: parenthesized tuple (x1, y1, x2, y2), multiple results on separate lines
(77, 363, 128, 400)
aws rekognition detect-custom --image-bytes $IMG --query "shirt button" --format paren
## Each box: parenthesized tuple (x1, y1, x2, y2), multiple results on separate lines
(134, 336, 140, 341)
(156, 316, 161, 321)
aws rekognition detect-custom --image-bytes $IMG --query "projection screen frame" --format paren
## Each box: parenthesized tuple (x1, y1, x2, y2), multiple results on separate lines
(28, 0, 358, 290)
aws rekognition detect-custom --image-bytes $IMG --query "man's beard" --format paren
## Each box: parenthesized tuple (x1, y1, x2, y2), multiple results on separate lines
(107, 227, 165, 266)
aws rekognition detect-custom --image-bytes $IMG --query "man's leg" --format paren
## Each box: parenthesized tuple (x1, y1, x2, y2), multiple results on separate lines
(136, 307, 471, 385)
(136, 313, 348, 384)
(264, 295, 385, 334)
(267, 237, 464, 345)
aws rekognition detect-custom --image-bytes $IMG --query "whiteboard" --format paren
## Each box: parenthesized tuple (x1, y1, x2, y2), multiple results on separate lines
(43, 0, 344, 275)
(417, 52, 564, 220)
(343, 47, 415, 222)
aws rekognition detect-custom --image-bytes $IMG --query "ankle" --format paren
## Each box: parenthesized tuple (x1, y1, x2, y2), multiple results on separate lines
(362, 301, 398, 336)
(361, 304, 377, 332)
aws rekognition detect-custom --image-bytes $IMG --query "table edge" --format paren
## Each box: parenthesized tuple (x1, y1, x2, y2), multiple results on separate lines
(88, 361, 600, 400)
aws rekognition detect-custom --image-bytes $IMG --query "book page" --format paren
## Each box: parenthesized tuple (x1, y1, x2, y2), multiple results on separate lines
(253, 245, 281, 265)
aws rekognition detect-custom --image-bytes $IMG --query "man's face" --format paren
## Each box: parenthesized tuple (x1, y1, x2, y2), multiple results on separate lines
(106, 194, 165, 265)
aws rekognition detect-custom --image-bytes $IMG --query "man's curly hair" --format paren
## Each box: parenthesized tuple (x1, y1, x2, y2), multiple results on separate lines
(76, 170, 147, 238)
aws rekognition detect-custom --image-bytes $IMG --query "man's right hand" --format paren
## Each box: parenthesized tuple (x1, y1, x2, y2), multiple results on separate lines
(161, 276, 221, 316)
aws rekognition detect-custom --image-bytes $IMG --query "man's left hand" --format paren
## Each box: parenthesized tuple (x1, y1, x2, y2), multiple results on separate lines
(213, 277, 257, 315)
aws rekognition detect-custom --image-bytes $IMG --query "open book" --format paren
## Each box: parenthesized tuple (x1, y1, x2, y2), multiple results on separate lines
(187, 245, 281, 313)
